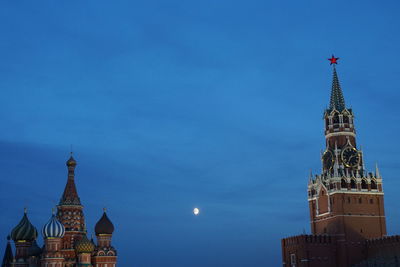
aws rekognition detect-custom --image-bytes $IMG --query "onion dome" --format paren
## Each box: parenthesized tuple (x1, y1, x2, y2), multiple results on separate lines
(10, 209, 38, 242)
(66, 155, 77, 167)
(27, 240, 42, 257)
(75, 234, 95, 254)
(95, 209, 114, 235)
(42, 212, 65, 239)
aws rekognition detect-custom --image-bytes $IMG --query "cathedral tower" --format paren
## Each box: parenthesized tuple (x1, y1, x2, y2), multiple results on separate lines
(41, 211, 65, 267)
(92, 209, 117, 267)
(56, 155, 86, 263)
(10, 209, 38, 267)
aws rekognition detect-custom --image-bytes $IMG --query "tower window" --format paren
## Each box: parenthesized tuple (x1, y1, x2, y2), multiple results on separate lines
(343, 116, 349, 123)
(290, 254, 296, 267)
(361, 180, 368, 190)
(370, 199, 374, 204)
(371, 180, 377, 190)
(348, 197, 351, 203)
(333, 114, 339, 124)
(350, 179, 356, 189)
(358, 198, 362, 204)
(341, 179, 347, 189)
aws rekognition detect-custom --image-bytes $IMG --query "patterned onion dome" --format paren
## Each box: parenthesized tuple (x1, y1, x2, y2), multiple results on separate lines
(42, 212, 65, 238)
(75, 234, 95, 254)
(95, 210, 114, 235)
(10, 210, 38, 242)
(27, 240, 42, 257)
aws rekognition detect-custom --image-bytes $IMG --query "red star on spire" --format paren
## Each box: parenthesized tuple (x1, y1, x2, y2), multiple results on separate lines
(328, 55, 339, 65)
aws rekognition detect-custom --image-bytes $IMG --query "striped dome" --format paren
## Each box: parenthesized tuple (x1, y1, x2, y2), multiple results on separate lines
(10, 210, 38, 242)
(75, 234, 95, 254)
(42, 213, 65, 239)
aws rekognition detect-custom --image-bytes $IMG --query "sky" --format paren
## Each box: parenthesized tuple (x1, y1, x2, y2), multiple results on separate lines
(1, 1, 400, 266)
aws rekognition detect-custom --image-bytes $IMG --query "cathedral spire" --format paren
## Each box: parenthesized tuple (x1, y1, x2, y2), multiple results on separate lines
(329, 65, 346, 111)
(1, 236, 13, 267)
(59, 155, 81, 205)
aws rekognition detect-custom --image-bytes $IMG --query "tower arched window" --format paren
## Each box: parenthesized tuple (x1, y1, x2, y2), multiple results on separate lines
(343, 115, 349, 124)
(350, 179, 356, 189)
(333, 114, 339, 124)
(371, 180, 377, 190)
(361, 179, 368, 190)
(341, 179, 347, 189)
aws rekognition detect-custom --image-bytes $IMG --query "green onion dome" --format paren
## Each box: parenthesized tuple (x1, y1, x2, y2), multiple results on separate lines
(75, 234, 95, 254)
(95, 210, 114, 235)
(42, 212, 65, 239)
(10, 210, 38, 242)
(27, 240, 42, 257)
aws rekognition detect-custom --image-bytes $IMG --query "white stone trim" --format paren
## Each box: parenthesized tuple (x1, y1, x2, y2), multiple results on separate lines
(325, 132, 356, 139)
(312, 214, 385, 222)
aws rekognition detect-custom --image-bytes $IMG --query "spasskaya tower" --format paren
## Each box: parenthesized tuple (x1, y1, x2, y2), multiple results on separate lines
(280, 56, 396, 267)
(311, 57, 386, 242)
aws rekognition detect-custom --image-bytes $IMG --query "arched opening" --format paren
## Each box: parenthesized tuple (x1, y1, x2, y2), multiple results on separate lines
(371, 180, 377, 190)
(361, 179, 368, 190)
(341, 179, 347, 189)
(350, 179, 356, 189)
(325, 118, 329, 130)
(333, 114, 339, 124)
(343, 115, 349, 123)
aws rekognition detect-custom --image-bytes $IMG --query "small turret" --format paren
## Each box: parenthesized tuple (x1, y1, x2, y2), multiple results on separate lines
(375, 163, 381, 179)
(1, 236, 13, 267)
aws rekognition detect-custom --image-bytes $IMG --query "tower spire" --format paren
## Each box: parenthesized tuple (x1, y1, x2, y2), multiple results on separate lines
(59, 154, 81, 205)
(1, 236, 13, 267)
(375, 163, 381, 178)
(329, 65, 346, 111)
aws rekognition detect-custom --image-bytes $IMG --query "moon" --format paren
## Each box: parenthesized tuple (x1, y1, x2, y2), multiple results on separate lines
(193, 208, 200, 216)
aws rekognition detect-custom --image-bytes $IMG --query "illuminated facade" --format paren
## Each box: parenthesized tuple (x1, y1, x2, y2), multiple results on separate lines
(1, 156, 117, 267)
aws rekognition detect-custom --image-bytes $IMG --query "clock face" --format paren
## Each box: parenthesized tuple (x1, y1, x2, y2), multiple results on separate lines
(341, 147, 360, 168)
(322, 150, 334, 170)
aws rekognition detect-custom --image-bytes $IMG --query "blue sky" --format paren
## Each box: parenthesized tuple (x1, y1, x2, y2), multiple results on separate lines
(1, 1, 400, 266)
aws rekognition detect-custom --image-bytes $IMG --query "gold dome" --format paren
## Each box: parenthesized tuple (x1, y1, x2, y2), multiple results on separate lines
(75, 234, 94, 254)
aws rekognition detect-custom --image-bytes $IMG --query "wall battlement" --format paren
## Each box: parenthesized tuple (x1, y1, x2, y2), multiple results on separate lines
(282, 234, 334, 245)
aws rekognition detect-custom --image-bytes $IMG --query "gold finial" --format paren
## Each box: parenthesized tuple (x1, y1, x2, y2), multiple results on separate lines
(52, 207, 56, 215)
(70, 144, 73, 156)
(103, 207, 107, 213)
(24, 207, 27, 214)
